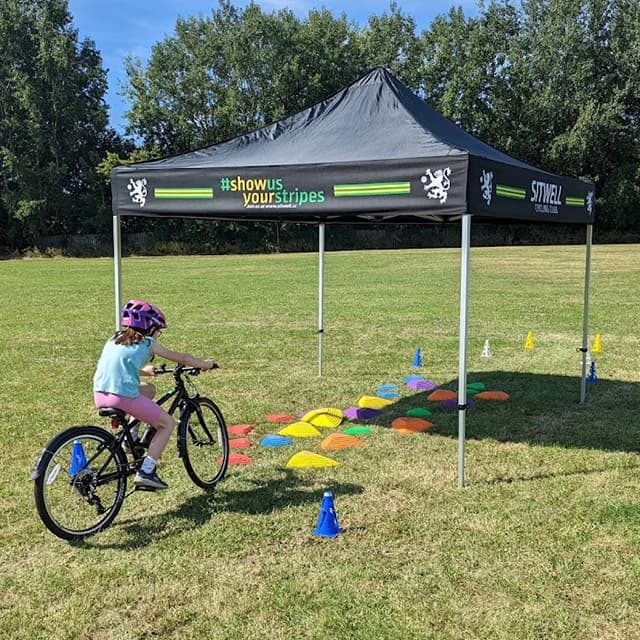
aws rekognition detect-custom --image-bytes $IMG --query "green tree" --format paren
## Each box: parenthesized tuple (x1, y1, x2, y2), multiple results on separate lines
(357, 1, 423, 91)
(421, 2, 521, 141)
(0, 0, 115, 247)
(124, 0, 363, 155)
(121, 0, 368, 252)
(509, 0, 640, 230)
(420, 0, 640, 232)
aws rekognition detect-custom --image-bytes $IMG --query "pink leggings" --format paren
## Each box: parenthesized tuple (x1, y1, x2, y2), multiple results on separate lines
(94, 391, 166, 425)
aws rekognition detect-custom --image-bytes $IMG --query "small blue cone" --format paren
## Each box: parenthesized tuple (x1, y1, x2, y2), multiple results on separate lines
(68, 439, 88, 476)
(313, 490, 342, 538)
(587, 361, 598, 384)
(413, 348, 422, 368)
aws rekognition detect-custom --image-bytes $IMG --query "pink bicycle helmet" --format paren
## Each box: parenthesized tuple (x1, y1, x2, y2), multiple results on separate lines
(121, 299, 167, 331)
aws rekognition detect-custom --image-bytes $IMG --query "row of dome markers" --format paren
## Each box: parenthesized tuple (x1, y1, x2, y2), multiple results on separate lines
(222, 376, 510, 468)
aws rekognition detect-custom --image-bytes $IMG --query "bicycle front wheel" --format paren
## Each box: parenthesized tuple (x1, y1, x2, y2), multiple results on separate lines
(32, 425, 128, 540)
(179, 397, 229, 489)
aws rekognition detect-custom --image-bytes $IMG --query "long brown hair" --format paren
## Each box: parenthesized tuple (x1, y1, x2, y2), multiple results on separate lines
(112, 327, 152, 346)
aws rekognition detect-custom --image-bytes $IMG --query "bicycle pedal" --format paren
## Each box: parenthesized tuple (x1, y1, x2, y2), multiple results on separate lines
(134, 485, 158, 492)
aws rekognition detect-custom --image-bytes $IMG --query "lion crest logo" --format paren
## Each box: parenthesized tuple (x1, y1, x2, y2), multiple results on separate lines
(127, 178, 147, 208)
(421, 167, 451, 204)
(480, 169, 493, 206)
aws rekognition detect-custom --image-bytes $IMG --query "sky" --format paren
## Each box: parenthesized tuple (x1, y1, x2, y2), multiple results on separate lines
(67, 0, 479, 135)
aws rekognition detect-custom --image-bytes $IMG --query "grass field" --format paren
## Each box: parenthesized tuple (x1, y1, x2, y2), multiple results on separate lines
(1, 244, 639, 639)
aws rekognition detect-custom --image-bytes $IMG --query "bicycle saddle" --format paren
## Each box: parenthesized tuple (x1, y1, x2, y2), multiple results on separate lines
(98, 407, 127, 420)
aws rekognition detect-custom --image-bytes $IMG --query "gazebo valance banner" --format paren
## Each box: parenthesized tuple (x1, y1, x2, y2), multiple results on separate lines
(113, 156, 594, 224)
(111, 68, 594, 225)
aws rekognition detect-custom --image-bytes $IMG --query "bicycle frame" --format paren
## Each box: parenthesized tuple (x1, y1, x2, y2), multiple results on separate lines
(133, 366, 203, 445)
(37, 367, 203, 485)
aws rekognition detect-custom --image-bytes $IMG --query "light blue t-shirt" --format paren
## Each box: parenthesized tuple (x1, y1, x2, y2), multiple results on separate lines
(93, 336, 155, 397)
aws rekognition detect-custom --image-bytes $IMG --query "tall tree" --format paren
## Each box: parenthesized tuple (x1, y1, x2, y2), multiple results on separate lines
(0, 0, 112, 246)
(124, 0, 363, 155)
(356, 2, 423, 91)
(420, 0, 640, 231)
(421, 2, 521, 141)
(509, 0, 640, 229)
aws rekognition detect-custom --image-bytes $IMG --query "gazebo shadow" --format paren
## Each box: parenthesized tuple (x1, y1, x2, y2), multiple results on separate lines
(373, 371, 640, 454)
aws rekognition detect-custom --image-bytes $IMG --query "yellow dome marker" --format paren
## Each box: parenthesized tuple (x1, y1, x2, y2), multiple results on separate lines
(357, 395, 393, 410)
(301, 407, 344, 428)
(278, 421, 322, 438)
(285, 451, 339, 468)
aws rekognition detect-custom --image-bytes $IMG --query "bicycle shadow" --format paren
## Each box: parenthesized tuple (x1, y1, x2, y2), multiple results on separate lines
(76, 470, 363, 550)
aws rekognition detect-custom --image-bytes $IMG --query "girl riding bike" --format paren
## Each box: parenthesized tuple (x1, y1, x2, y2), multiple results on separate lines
(93, 299, 216, 490)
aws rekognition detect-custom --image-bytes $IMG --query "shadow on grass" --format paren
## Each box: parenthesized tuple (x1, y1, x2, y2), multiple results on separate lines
(76, 371, 637, 547)
(372, 370, 640, 454)
(77, 470, 363, 550)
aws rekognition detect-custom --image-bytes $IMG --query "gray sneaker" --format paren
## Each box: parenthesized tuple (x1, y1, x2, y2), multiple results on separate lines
(134, 469, 168, 490)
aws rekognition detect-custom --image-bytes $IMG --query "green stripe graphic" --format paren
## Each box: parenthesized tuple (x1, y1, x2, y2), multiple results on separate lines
(565, 196, 585, 207)
(154, 187, 214, 199)
(333, 181, 411, 197)
(495, 184, 526, 200)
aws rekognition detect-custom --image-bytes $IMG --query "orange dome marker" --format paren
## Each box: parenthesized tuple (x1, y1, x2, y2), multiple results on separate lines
(320, 432, 365, 451)
(474, 390, 510, 401)
(427, 389, 457, 402)
(391, 417, 434, 433)
(227, 424, 254, 436)
(229, 437, 251, 449)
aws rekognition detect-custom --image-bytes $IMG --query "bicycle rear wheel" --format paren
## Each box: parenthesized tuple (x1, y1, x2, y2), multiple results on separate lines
(32, 425, 128, 540)
(179, 397, 229, 489)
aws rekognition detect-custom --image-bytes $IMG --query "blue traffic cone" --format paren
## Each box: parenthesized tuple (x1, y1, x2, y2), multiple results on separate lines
(413, 348, 422, 368)
(313, 490, 342, 538)
(69, 439, 88, 476)
(587, 361, 598, 384)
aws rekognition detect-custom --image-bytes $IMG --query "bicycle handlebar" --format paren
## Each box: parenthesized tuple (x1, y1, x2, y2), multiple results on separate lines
(153, 363, 219, 376)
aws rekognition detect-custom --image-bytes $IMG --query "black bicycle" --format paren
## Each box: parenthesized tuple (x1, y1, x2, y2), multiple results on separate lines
(31, 364, 229, 540)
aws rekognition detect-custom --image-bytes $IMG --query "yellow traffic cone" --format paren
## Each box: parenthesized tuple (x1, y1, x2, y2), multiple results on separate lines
(524, 331, 534, 350)
(592, 334, 602, 353)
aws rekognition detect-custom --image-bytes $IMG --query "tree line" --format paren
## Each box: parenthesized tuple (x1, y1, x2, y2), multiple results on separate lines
(1, 0, 639, 253)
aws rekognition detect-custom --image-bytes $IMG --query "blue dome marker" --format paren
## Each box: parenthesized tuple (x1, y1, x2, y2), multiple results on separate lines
(260, 434, 293, 447)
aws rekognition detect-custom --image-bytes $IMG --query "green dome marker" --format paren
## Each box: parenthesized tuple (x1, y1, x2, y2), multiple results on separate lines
(406, 407, 433, 418)
(343, 425, 372, 436)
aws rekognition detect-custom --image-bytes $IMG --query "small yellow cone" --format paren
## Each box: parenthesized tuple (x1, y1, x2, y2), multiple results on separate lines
(524, 331, 534, 350)
(592, 334, 602, 353)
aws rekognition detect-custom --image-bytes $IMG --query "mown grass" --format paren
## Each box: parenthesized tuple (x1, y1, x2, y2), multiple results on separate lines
(1, 244, 639, 639)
